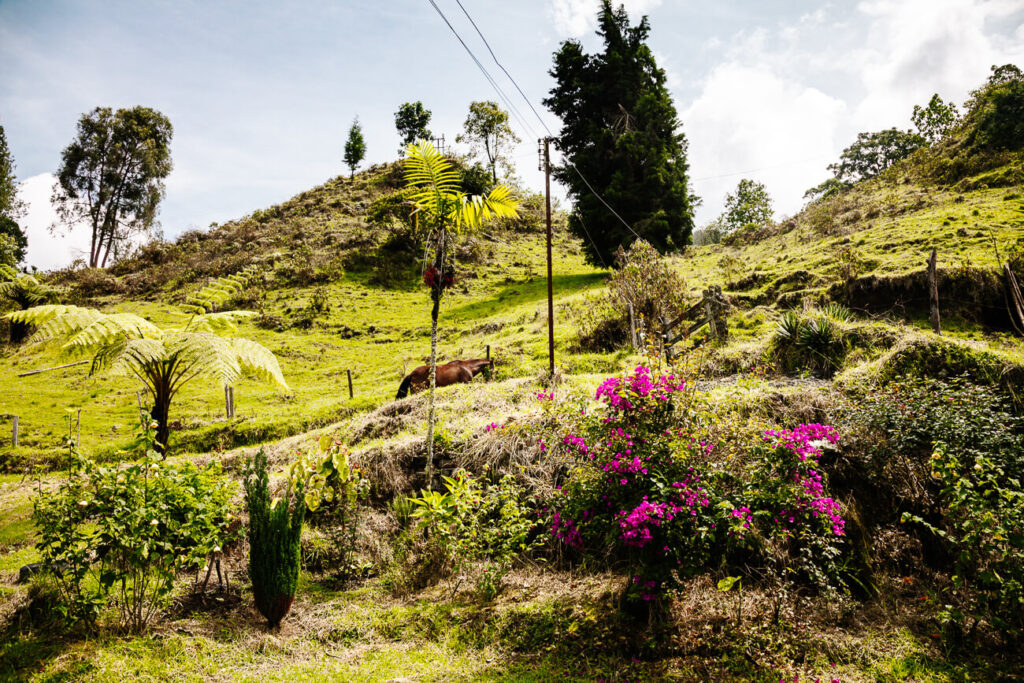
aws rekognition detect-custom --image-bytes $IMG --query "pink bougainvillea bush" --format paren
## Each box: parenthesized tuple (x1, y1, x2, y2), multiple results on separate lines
(548, 365, 850, 610)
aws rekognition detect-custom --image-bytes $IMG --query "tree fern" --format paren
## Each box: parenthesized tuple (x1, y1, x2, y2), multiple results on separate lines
(180, 264, 261, 315)
(5, 266, 288, 453)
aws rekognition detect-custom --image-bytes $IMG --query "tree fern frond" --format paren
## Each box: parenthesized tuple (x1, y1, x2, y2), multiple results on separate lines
(105, 337, 165, 376)
(166, 332, 243, 387)
(183, 265, 261, 314)
(181, 310, 255, 334)
(232, 337, 290, 390)
(6, 305, 104, 342)
(61, 313, 162, 358)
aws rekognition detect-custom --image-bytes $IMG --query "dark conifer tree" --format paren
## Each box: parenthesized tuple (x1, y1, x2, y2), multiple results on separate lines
(544, 1, 694, 266)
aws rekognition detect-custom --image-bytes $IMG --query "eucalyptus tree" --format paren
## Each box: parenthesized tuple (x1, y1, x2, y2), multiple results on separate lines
(403, 141, 517, 485)
(7, 269, 287, 453)
(456, 101, 521, 184)
(52, 107, 173, 268)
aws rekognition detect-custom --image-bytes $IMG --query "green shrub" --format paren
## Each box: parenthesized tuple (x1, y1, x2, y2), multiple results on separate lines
(243, 448, 305, 629)
(410, 470, 540, 601)
(772, 309, 849, 377)
(33, 423, 235, 632)
(305, 440, 371, 581)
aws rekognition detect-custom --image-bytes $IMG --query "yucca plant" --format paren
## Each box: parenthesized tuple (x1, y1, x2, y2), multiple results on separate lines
(403, 141, 517, 487)
(820, 302, 853, 323)
(6, 267, 287, 453)
(797, 317, 847, 377)
(774, 310, 804, 342)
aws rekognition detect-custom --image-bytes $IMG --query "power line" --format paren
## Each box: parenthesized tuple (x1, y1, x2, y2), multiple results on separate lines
(692, 156, 831, 182)
(424, 0, 539, 140)
(441, 0, 642, 242)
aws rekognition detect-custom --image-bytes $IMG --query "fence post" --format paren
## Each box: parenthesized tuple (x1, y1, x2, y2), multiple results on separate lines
(712, 285, 729, 342)
(347, 369, 354, 399)
(928, 249, 941, 335)
(11, 416, 18, 448)
(76, 408, 81, 449)
(704, 289, 718, 341)
(628, 303, 638, 350)
(230, 387, 235, 418)
(485, 345, 491, 381)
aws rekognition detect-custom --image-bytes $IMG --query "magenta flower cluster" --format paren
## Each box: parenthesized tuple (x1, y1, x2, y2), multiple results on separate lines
(594, 365, 686, 413)
(762, 423, 839, 461)
(766, 423, 845, 537)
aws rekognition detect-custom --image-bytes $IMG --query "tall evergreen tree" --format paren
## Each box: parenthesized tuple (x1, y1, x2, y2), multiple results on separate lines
(543, 1, 694, 266)
(343, 117, 366, 180)
(0, 125, 28, 265)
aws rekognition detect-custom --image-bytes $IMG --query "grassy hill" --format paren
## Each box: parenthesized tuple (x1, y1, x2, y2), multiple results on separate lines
(0, 140, 1023, 680)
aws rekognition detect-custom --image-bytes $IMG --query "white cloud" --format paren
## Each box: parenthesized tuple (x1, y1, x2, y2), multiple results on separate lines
(17, 174, 92, 272)
(549, 0, 663, 38)
(852, 0, 1024, 129)
(683, 63, 846, 224)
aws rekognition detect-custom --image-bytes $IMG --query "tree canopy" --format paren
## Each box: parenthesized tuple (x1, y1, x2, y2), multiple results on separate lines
(959, 64, 1024, 153)
(53, 106, 173, 268)
(455, 101, 521, 184)
(394, 102, 433, 152)
(343, 118, 366, 180)
(543, 0, 694, 267)
(720, 179, 774, 233)
(827, 128, 925, 184)
(912, 94, 959, 144)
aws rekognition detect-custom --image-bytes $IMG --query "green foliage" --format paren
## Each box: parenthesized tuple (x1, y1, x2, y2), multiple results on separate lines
(410, 470, 540, 600)
(802, 177, 850, 205)
(772, 309, 849, 377)
(829, 128, 925, 183)
(0, 125, 25, 223)
(32, 419, 235, 632)
(0, 217, 26, 266)
(721, 178, 774, 233)
(53, 106, 173, 268)
(343, 117, 366, 180)
(608, 239, 687, 339)
(455, 100, 521, 184)
(181, 264, 262, 315)
(394, 102, 433, 152)
(305, 435, 371, 581)
(544, 0, 695, 266)
(913, 94, 960, 144)
(959, 64, 1024, 153)
(903, 443, 1024, 641)
(242, 448, 305, 629)
(0, 274, 59, 343)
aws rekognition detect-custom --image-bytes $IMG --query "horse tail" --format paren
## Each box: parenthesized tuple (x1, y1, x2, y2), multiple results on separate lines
(396, 374, 414, 400)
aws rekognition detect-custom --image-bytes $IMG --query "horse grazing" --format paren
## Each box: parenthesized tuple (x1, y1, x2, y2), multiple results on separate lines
(395, 358, 492, 399)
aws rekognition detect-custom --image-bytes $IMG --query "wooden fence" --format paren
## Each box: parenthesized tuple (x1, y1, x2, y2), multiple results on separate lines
(659, 286, 728, 359)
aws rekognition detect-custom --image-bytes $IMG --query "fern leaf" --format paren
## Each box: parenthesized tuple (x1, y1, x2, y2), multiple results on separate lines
(61, 313, 162, 359)
(232, 337, 290, 390)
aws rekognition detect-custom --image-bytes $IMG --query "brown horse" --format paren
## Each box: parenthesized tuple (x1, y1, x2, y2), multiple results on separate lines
(395, 358, 493, 399)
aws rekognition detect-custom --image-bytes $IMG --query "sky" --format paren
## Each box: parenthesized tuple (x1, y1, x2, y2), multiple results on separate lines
(1, 0, 1023, 271)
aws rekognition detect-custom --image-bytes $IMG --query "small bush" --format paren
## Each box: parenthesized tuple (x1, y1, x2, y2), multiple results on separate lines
(243, 448, 305, 629)
(33, 425, 235, 632)
(410, 470, 541, 600)
(772, 308, 850, 377)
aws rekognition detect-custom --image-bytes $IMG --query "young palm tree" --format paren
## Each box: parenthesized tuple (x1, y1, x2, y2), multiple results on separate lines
(403, 141, 518, 486)
(7, 269, 287, 453)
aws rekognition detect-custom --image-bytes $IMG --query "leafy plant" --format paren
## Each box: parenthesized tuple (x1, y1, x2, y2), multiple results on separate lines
(32, 418, 235, 632)
(410, 469, 540, 600)
(772, 310, 848, 377)
(0, 273, 59, 343)
(305, 436, 371, 581)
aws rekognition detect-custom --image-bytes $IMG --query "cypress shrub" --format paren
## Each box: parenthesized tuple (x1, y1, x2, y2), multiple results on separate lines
(243, 449, 306, 629)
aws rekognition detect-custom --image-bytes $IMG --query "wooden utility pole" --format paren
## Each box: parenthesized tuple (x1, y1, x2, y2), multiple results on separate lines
(540, 137, 555, 377)
(927, 249, 941, 335)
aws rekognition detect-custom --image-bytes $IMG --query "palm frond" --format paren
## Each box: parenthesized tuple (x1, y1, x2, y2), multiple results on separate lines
(404, 141, 461, 210)
(458, 185, 520, 228)
(232, 337, 290, 390)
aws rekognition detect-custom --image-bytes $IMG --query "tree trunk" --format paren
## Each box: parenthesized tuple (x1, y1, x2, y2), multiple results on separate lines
(424, 229, 446, 491)
(150, 385, 172, 455)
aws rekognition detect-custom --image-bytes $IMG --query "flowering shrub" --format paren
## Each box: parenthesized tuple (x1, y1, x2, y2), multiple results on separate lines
(548, 365, 849, 610)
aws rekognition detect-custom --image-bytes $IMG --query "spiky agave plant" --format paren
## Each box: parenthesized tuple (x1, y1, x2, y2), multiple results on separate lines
(242, 448, 305, 630)
(6, 267, 287, 453)
(403, 141, 517, 488)
(797, 317, 847, 376)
